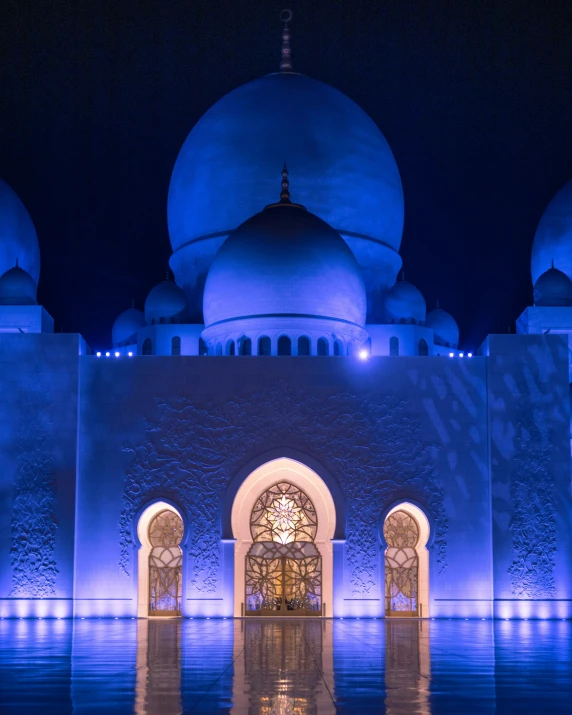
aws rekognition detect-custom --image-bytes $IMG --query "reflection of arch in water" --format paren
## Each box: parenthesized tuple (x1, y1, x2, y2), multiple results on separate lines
(231, 458, 336, 618)
(382, 502, 430, 618)
(136, 501, 184, 618)
(384, 620, 430, 715)
(135, 619, 182, 715)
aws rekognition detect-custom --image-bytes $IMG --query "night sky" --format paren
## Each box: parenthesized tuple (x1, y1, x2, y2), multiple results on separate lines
(2, 0, 572, 350)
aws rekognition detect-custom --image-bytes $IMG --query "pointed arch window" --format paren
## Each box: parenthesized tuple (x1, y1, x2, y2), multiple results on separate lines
(245, 482, 322, 616)
(142, 338, 152, 355)
(171, 336, 181, 356)
(418, 338, 428, 356)
(227, 340, 235, 356)
(384, 510, 419, 617)
(390, 337, 399, 356)
(240, 337, 252, 355)
(148, 510, 183, 616)
(333, 340, 342, 356)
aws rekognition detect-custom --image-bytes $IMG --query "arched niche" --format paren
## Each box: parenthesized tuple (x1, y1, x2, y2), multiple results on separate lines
(231, 457, 336, 617)
(136, 501, 184, 618)
(381, 501, 431, 618)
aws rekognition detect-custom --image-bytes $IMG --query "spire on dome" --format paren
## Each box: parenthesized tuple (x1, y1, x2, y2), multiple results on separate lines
(552, 258, 555, 269)
(279, 9, 293, 72)
(436, 299, 440, 309)
(280, 163, 291, 202)
(15, 257, 18, 268)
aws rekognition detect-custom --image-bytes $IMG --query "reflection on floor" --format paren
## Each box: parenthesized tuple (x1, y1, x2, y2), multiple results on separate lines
(0, 618, 571, 714)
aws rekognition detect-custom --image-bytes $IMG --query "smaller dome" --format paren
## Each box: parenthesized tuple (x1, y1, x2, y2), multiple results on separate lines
(145, 279, 188, 325)
(426, 306, 459, 348)
(533, 264, 572, 307)
(384, 279, 426, 324)
(0, 264, 37, 305)
(112, 306, 146, 345)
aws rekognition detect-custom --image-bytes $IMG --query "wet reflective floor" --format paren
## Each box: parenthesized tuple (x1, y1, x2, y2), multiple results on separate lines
(0, 618, 571, 714)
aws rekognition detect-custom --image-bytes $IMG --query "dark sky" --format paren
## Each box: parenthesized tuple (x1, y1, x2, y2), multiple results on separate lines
(2, 0, 572, 350)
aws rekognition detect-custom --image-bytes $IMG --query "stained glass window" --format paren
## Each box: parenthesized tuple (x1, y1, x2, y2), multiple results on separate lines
(148, 510, 183, 616)
(384, 510, 419, 616)
(246, 482, 321, 616)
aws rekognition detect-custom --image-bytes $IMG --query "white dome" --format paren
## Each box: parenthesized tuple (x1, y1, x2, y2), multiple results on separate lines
(0, 264, 37, 305)
(384, 280, 426, 324)
(426, 307, 459, 348)
(112, 307, 146, 345)
(145, 280, 188, 325)
(533, 265, 572, 307)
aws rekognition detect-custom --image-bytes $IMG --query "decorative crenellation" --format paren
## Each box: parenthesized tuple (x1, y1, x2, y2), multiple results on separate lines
(121, 382, 447, 594)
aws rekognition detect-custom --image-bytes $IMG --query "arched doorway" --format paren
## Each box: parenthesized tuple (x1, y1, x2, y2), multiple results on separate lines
(231, 458, 336, 618)
(137, 502, 184, 618)
(245, 482, 322, 615)
(383, 503, 430, 618)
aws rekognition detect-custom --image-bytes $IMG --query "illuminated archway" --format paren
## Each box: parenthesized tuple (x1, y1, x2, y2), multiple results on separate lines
(383, 502, 430, 618)
(137, 501, 184, 618)
(231, 458, 336, 617)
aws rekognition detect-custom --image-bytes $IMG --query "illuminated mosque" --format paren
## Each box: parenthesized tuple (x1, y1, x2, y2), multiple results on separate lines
(1, 16, 571, 622)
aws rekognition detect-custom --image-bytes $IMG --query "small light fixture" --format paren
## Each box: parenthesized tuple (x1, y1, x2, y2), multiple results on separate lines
(358, 349, 369, 360)
(127, 351, 133, 357)
(105, 352, 110, 357)
(449, 352, 454, 357)
(114, 352, 120, 358)
(459, 352, 464, 357)
(96, 352, 101, 357)
(468, 352, 473, 358)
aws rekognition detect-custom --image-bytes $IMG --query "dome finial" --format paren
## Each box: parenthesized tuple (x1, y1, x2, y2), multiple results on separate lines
(15, 257, 18, 268)
(279, 9, 293, 72)
(436, 298, 440, 309)
(280, 163, 291, 203)
(552, 258, 555, 269)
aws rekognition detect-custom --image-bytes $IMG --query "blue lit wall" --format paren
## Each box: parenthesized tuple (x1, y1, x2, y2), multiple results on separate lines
(0, 334, 81, 618)
(484, 334, 572, 618)
(1, 334, 571, 619)
(72, 354, 493, 618)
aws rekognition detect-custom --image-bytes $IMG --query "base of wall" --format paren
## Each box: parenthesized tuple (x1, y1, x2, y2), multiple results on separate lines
(0, 598, 74, 618)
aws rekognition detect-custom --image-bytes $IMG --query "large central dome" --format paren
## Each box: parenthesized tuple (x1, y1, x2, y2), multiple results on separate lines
(168, 72, 404, 320)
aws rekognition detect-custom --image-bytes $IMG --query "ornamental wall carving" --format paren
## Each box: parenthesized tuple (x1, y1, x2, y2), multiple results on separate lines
(121, 381, 447, 595)
(10, 376, 58, 597)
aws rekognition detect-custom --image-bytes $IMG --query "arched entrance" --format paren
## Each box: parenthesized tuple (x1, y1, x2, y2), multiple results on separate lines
(231, 458, 336, 618)
(137, 502, 184, 618)
(383, 503, 430, 618)
(245, 481, 322, 615)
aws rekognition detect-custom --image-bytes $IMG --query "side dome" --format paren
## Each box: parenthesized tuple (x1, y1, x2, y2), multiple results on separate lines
(202, 193, 367, 345)
(168, 73, 403, 318)
(112, 306, 146, 345)
(531, 178, 572, 284)
(533, 264, 572, 306)
(0, 179, 41, 284)
(383, 279, 426, 324)
(144, 280, 188, 325)
(426, 306, 459, 348)
(0, 264, 37, 305)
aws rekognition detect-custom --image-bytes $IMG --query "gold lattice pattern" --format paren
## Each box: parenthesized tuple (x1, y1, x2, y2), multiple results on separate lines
(148, 510, 183, 614)
(384, 511, 419, 614)
(383, 510, 419, 549)
(250, 482, 317, 544)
